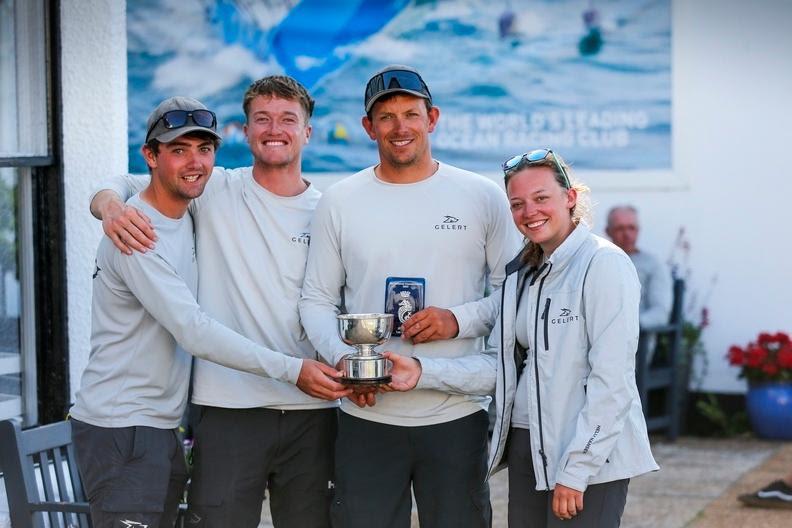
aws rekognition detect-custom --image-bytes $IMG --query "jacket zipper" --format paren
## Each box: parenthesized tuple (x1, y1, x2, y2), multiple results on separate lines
(487, 283, 509, 478)
(541, 297, 551, 352)
(532, 263, 552, 490)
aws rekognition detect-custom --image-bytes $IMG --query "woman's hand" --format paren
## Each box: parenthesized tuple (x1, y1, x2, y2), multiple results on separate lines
(552, 483, 584, 520)
(380, 351, 421, 392)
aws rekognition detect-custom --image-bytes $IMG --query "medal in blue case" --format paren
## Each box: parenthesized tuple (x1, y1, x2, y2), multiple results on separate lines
(384, 277, 426, 336)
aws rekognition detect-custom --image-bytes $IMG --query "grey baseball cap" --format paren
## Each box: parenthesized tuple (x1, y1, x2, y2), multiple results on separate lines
(145, 96, 222, 143)
(364, 65, 432, 113)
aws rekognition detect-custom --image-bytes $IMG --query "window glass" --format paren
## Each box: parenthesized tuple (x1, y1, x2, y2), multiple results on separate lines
(0, 0, 49, 158)
(0, 167, 22, 420)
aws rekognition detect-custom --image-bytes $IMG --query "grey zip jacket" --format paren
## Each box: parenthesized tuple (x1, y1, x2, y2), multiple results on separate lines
(487, 224, 659, 492)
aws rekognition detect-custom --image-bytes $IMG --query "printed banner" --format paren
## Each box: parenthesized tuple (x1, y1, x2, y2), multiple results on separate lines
(128, 0, 671, 177)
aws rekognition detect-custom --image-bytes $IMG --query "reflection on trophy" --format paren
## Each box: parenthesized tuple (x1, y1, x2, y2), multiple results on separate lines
(337, 313, 394, 385)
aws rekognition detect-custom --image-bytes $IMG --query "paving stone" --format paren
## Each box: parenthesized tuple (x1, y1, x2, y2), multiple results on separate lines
(253, 438, 787, 528)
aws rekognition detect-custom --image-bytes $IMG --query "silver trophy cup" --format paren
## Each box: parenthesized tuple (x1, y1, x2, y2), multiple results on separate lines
(337, 313, 394, 385)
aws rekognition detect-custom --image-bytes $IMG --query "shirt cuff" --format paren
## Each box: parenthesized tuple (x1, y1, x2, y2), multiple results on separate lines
(332, 347, 353, 369)
(284, 357, 304, 385)
(414, 356, 441, 390)
(448, 305, 470, 339)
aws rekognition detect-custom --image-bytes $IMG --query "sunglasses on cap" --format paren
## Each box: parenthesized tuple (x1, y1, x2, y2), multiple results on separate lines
(145, 109, 217, 142)
(364, 69, 432, 111)
(502, 149, 571, 189)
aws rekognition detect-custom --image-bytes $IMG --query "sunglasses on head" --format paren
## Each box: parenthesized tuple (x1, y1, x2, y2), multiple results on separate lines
(365, 70, 431, 107)
(502, 148, 571, 189)
(145, 109, 217, 142)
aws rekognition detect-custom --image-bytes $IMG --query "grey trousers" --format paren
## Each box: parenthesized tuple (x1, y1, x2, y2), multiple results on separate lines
(506, 428, 629, 528)
(71, 419, 187, 528)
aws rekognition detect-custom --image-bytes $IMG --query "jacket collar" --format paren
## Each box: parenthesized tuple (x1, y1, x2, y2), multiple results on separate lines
(505, 247, 529, 276)
(505, 223, 591, 277)
(545, 223, 590, 271)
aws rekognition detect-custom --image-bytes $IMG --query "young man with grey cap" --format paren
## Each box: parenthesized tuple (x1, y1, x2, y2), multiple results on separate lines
(71, 96, 347, 528)
(300, 65, 520, 528)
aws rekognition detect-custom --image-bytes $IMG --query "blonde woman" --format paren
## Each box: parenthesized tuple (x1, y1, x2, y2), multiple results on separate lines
(487, 149, 658, 527)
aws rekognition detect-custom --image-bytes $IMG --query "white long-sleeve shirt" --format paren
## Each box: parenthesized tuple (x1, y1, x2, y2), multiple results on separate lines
(71, 194, 303, 429)
(93, 168, 335, 410)
(299, 163, 521, 426)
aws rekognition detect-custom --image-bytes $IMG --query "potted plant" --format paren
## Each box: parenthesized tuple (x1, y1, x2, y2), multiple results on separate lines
(728, 332, 792, 440)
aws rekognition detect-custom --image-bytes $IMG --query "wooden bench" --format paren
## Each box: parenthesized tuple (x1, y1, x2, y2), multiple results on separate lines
(636, 278, 685, 441)
(0, 419, 91, 528)
(1, 419, 190, 527)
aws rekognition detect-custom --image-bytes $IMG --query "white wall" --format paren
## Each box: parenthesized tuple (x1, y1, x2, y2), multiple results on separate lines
(61, 0, 128, 399)
(61, 0, 792, 396)
(590, 0, 792, 392)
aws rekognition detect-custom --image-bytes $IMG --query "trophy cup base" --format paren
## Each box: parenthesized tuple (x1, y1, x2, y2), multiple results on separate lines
(340, 375, 392, 386)
(340, 353, 390, 385)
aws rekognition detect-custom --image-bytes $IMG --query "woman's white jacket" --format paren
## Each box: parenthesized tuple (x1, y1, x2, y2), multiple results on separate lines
(486, 224, 658, 492)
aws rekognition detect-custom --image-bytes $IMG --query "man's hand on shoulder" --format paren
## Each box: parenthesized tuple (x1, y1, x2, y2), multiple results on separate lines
(400, 306, 459, 344)
(296, 359, 352, 401)
(93, 190, 157, 255)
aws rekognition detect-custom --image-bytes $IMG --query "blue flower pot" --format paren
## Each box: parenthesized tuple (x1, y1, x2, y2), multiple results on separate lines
(746, 382, 792, 440)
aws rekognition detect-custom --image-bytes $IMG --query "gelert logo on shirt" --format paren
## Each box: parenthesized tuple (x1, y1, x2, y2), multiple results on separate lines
(121, 521, 149, 528)
(551, 308, 579, 325)
(291, 232, 311, 245)
(434, 215, 468, 231)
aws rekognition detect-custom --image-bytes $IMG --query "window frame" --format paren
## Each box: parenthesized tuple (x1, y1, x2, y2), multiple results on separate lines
(0, 0, 68, 426)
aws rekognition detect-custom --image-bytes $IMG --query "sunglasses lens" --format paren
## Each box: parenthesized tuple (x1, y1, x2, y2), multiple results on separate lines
(503, 154, 524, 171)
(191, 110, 215, 127)
(526, 149, 550, 162)
(162, 110, 188, 129)
(379, 71, 426, 92)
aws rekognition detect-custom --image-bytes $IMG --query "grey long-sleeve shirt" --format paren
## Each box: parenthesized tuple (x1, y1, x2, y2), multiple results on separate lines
(93, 168, 333, 410)
(299, 163, 521, 426)
(70, 194, 303, 429)
(630, 250, 672, 328)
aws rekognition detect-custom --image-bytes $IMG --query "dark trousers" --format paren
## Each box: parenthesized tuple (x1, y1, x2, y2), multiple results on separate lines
(332, 410, 491, 528)
(506, 428, 629, 528)
(71, 419, 188, 528)
(186, 406, 337, 528)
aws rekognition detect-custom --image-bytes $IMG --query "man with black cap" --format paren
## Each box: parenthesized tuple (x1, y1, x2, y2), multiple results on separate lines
(300, 65, 519, 528)
(70, 96, 347, 528)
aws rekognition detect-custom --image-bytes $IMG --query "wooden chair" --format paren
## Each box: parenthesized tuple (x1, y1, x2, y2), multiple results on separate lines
(0, 419, 91, 528)
(635, 278, 685, 441)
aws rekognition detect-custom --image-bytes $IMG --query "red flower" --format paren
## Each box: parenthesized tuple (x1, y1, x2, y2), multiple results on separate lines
(745, 345, 768, 368)
(778, 344, 792, 369)
(762, 363, 780, 376)
(729, 330, 792, 382)
(728, 346, 744, 366)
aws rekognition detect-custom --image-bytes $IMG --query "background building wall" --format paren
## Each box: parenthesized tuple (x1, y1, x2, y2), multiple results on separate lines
(59, 0, 792, 399)
(60, 0, 127, 398)
(590, 0, 792, 392)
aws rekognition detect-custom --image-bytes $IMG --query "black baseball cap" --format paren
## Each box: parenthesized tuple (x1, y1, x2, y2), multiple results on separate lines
(364, 65, 432, 113)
